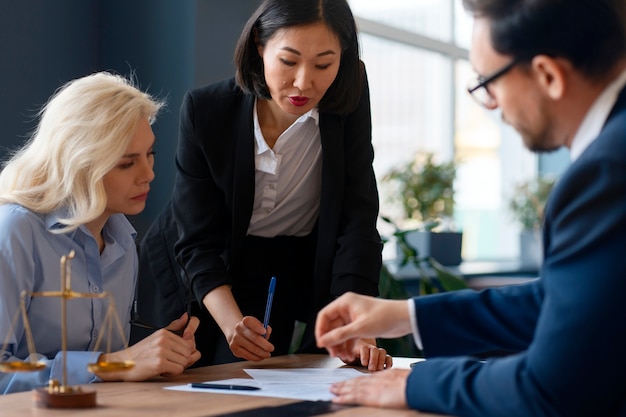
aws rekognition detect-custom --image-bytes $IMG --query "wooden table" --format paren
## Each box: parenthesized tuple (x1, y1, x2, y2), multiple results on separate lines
(0, 354, 451, 416)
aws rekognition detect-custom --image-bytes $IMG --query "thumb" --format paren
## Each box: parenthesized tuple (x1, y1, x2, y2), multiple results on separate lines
(166, 312, 188, 332)
(317, 321, 358, 348)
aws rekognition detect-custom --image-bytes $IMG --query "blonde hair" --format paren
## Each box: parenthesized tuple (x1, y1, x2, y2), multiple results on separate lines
(0, 72, 164, 232)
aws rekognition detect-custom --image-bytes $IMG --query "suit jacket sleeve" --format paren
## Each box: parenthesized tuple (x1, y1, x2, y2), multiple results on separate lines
(324, 70, 383, 299)
(405, 112, 626, 416)
(171, 80, 253, 302)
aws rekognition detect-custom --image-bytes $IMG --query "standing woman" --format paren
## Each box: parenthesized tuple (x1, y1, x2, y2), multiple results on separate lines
(0, 72, 200, 395)
(138, 0, 390, 370)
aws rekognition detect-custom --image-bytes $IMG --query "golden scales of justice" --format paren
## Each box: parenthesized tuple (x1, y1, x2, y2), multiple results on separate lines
(0, 250, 134, 408)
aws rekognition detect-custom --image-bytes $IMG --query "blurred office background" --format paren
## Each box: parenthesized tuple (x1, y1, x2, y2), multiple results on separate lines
(0, 0, 569, 263)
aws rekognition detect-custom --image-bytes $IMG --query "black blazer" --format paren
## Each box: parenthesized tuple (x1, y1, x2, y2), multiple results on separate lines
(138, 73, 382, 331)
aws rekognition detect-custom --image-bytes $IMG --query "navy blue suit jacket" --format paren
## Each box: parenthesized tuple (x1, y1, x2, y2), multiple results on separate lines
(407, 87, 626, 416)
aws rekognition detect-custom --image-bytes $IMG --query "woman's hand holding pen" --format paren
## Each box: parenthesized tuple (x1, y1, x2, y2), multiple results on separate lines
(227, 315, 275, 362)
(96, 312, 201, 381)
(204, 285, 275, 362)
(166, 312, 202, 368)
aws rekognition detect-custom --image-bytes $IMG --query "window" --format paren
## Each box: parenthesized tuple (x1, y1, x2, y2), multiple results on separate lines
(350, 0, 539, 261)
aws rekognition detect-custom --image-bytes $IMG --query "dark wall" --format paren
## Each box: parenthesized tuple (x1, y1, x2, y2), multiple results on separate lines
(0, 0, 100, 153)
(0, 0, 259, 239)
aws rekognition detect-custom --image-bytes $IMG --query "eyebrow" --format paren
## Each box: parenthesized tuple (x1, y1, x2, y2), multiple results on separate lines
(281, 46, 336, 57)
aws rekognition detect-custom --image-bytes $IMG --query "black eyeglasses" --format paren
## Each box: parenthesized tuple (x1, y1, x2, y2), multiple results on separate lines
(467, 59, 519, 108)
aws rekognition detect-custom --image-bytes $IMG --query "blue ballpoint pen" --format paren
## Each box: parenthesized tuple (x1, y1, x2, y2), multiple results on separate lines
(263, 276, 276, 338)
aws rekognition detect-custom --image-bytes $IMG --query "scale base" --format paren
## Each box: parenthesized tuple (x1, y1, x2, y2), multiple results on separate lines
(33, 383, 97, 409)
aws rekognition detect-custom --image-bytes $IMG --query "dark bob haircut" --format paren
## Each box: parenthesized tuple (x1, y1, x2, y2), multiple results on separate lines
(234, 0, 363, 114)
(462, 0, 626, 80)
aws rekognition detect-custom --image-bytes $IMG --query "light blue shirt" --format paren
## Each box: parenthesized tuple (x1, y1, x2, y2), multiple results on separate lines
(0, 203, 137, 394)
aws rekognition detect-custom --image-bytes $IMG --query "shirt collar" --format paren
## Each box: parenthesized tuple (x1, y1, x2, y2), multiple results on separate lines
(45, 207, 72, 232)
(253, 99, 319, 156)
(570, 69, 626, 161)
(44, 208, 137, 249)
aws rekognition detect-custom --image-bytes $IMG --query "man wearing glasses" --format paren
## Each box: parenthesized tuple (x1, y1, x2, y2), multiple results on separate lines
(315, 0, 626, 416)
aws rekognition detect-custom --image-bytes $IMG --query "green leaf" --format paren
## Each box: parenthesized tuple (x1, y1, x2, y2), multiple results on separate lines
(428, 257, 468, 291)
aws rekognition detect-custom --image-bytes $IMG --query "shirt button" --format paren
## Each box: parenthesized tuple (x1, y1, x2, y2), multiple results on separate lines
(92, 285, 100, 293)
(269, 184, 276, 190)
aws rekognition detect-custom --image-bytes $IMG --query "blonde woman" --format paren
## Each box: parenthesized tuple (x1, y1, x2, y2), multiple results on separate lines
(0, 72, 200, 395)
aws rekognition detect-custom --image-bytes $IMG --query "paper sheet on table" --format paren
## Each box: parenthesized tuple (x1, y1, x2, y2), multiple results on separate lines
(164, 368, 365, 401)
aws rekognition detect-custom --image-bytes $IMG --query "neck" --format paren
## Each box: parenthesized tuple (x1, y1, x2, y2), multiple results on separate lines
(257, 99, 298, 133)
(561, 61, 626, 148)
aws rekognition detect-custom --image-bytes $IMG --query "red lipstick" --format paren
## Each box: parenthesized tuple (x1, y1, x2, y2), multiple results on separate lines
(289, 96, 309, 107)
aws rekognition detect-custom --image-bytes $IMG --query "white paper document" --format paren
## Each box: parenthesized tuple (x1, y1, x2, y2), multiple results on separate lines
(165, 368, 365, 401)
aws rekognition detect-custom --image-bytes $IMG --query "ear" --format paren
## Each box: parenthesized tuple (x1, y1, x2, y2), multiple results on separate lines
(531, 55, 567, 100)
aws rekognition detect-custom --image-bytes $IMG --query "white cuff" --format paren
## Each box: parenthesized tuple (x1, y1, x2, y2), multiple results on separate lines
(407, 299, 423, 351)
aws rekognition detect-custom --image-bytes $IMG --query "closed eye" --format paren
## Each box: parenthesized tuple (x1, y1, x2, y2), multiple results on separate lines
(117, 151, 155, 170)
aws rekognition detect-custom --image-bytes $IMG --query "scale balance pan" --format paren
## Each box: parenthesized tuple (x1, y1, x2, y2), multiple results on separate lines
(0, 361, 47, 372)
(86, 360, 135, 373)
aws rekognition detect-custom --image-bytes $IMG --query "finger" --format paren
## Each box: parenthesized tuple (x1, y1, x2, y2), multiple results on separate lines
(330, 375, 392, 407)
(144, 329, 196, 365)
(230, 322, 274, 360)
(359, 345, 371, 368)
(318, 327, 347, 348)
(316, 315, 347, 346)
(371, 349, 386, 371)
(165, 312, 188, 332)
(242, 321, 275, 352)
(151, 329, 194, 358)
(183, 316, 200, 339)
(186, 349, 202, 368)
(385, 355, 393, 369)
(329, 340, 357, 361)
(329, 378, 362, 405)
(315, 308, 338, 340)
(231, 342, 272, 362)
(360, 346, 389, 371)
(241, 316, 266, 334)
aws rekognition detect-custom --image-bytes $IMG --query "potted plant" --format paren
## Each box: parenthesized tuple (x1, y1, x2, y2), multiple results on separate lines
(508, 175, 556, 267)
(382, 152, 462, 266)
(377, 215, 467, 356)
